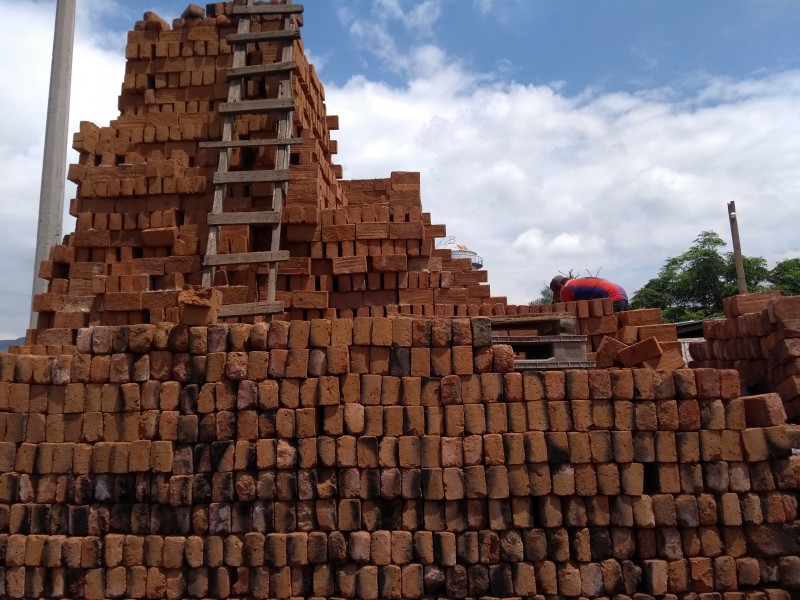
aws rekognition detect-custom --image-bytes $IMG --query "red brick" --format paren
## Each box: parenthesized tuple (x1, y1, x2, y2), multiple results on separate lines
(619, 337, 662, 367)
(742, 393, 787, 427)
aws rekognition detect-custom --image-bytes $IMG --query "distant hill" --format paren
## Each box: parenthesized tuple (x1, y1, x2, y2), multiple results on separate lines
(0, 337, 24, 352)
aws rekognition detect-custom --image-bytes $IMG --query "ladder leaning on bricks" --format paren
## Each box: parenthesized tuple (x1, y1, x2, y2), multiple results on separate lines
(200, 0, 304, 318)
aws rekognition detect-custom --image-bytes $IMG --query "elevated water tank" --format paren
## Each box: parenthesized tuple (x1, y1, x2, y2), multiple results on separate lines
(437, 236, 484, 270)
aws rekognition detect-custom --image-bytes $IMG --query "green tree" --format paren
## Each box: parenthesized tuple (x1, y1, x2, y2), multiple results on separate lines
(530, 285, 553, 305)
(769, 258, 800, 296)
(631, 231, 772, 322)
(721, 254, 770, 298)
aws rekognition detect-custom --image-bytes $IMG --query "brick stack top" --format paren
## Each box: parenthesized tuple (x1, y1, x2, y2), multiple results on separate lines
(2, 316, 800, 599)
(29, 2, 512, 346)
(689, 291, 800, 419)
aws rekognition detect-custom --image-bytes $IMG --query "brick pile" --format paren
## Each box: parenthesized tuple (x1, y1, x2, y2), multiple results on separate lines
(47, 3, 346, 323)
(7, 4, 800, 599)
(28, 3, 509, 340)
(689, 292, 800, 419)
(2, 317, 800, 598)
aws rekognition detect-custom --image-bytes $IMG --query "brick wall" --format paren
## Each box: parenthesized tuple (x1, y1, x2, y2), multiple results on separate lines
(1, 317, 799, 598)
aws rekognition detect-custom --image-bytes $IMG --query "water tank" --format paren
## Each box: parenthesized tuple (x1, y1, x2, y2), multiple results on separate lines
(437, 237, 484, 270)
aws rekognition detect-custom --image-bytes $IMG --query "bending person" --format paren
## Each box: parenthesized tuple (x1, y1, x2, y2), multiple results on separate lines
(549, 275, 629, 312)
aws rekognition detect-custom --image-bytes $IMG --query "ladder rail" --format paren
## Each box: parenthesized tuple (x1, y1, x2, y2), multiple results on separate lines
(202, 1, 252, 288)
(267, 3, 297, 306)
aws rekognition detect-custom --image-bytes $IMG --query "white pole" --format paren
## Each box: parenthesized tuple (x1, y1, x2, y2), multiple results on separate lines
(30, 0, 77, 329)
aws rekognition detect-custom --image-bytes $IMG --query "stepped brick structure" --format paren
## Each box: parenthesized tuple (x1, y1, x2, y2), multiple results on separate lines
(1, 3, 800, 600)
(29, 2, 497, 336)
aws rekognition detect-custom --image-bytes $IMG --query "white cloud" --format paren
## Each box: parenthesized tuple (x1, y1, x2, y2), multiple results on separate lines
(0, 0, 127, 337)
(327, 63, 800, 306)
(337, 0, 444, 75)
(373, 0, 442, 34)
(473, 0, 495, 15)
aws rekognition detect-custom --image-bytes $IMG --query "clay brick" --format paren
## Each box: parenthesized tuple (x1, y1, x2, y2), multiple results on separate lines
(678, 398, 702, 430)
(544, 401, 569, 432)
(585, 369, 611, 400)
(609, 369, 633, 400)
(520, 372, 544, 402)
(529, 371, 561, 403)
(619, 337, 662, 367)
(768, 296, 800, 322)
(618, 307, 663, 326)
(741, 393, 787, 427)
(719, 368, 741, 398)
(617, 325, 639, 344)
(672, 369, 697, 400)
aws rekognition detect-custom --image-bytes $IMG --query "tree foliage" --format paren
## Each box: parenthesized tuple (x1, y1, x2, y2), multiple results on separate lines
(629, 230, 791, 322)
(769, 258, 800, 296)
(530, 285, 553, 305)
(532, 235, 800, 318)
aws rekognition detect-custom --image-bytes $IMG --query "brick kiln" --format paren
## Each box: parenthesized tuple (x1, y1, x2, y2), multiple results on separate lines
(1, 1, 800, 599)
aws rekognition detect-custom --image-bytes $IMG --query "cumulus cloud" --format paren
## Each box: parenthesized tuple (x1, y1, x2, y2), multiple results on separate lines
(327, 64, 800, 306)
(336, 0, 443, 75)
(0, 0, 127, 337)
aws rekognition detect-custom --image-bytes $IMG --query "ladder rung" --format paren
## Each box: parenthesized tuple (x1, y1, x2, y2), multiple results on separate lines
(213, 169, 289, 185)
(232, 4, 304, 15)
(227, 30, 300, 44)
(207, 211, 281, 226)
(219, 98, 294, 115)
(204, 250, 290, 267)
(199, 137, 304, 149)
(218, 301, 285, 318)
(228, 61, 296, 79)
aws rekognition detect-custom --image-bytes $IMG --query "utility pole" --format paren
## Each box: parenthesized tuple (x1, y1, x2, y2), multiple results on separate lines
(30, 0, 77, 329)
(728, 201, 747, 295)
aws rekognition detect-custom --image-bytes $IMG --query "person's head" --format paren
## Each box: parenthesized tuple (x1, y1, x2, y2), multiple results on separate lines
(549, 275, 568, 301)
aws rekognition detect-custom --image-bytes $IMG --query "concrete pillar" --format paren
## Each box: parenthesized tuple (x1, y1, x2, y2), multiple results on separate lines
(30, 0, 77, 329)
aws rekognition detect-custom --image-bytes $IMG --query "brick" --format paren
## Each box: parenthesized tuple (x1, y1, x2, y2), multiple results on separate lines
(742, 393, 787, 427)
(694, 367, 720, 399)
(619, 337, 662, 367)
(618, 307, 663, 326)
(768, 296, 800, 322)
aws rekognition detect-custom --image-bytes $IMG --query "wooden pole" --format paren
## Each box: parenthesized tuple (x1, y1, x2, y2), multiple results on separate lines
(728, 201, 747, 295)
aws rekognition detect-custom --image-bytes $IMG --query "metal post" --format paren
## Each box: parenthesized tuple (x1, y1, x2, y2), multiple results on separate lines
(728, 201, 747, 295)
(30, 0, 77, 329)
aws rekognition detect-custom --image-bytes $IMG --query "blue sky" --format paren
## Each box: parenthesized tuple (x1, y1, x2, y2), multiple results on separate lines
(302, 1, 800, 93)
(0, 0, 799, 337)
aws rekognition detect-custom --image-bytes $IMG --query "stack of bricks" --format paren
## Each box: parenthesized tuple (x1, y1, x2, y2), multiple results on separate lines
(592, 308, 685, 370)
(2, 316, 800, 599)
(34, 3, 349, 333)
(28, 2, 521, 341)
(689, 292, 800, 419)
(277, 171, 502, 321)
(11, 5, 800, 599)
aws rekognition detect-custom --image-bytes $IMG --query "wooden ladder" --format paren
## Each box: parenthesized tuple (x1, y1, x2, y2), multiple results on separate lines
(199, 0, 304, 318)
